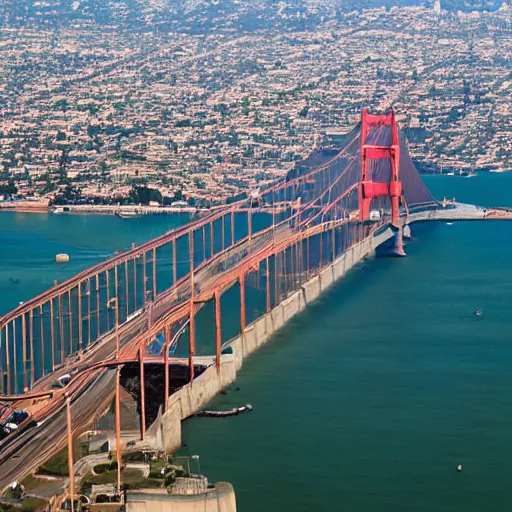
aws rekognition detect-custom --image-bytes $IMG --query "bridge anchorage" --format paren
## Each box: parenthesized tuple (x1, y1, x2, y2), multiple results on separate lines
(1, 108, 512, 497)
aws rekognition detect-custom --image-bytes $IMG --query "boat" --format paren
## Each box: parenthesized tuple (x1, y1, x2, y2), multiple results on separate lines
(457, 169, 477, 177)
(52, 207, 64, 214)
(117, 210, 139, 219)
(196, 404, 253, 418)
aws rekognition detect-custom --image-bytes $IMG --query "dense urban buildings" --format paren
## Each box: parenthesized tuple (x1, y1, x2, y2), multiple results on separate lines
(0, 1, 511, 206)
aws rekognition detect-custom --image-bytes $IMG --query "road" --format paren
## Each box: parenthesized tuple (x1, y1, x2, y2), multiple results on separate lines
(0, 369, 116, 490)
(0, 218, 289, 489)
(4, 202, 509, 490)
(0, 305, 152, 490)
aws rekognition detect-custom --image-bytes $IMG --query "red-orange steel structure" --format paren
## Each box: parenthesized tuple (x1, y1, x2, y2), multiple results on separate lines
(359, 108, 402, 224)
(0, 108, 438, 419)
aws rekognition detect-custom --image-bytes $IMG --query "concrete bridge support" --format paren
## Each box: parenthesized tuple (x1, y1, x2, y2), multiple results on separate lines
(153, 228, 396, 454)
(393, 225, 406, 257)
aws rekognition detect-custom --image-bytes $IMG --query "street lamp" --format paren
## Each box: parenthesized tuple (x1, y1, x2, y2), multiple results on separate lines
(107, 297, 119, 358)
(107, 297, 122, 495)
(65, 394, 75, 512)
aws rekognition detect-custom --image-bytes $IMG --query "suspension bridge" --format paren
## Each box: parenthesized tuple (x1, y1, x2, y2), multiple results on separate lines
(0, 109, 511, 491)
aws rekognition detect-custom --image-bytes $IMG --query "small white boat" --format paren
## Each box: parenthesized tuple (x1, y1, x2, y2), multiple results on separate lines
(117, 210, 139, 219)
(52, 207, 64, 214)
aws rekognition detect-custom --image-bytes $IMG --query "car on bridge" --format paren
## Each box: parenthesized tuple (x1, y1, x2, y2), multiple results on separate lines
(0, 409, 28, 439)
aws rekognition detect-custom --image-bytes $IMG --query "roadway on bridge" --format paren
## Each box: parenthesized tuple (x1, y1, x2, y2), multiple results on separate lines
(0, 307, 150, 489)
(0, 370, 116, 490)
(3, 203, 512, 489)
(0, 218, 295, 488)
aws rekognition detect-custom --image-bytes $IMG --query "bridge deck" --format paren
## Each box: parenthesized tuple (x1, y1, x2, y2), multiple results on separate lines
(2, 111, 512, 491)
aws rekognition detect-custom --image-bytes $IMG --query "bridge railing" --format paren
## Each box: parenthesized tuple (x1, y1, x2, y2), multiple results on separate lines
(134, 215, 382, 390)
(0, 205, 269, 395)
(0, 138, 361, 396)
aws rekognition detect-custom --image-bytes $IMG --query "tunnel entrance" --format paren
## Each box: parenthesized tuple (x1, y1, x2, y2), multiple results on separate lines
(120, 363, 208, 428)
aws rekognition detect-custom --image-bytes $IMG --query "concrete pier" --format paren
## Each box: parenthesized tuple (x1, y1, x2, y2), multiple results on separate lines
(150, 227, 395, 453)
(126, 483, 237, 512)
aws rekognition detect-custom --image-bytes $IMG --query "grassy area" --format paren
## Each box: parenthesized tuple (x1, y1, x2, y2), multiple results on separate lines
(20, 498, 47, 512)
(149, 459, 166, 479)
(37, 448, 69, 477)
(0, 504, 18, 512)
(80, 468, 160, 494)
(20, 476, 42, 494)
(3, 486, 22, 500)
(93, 462, 118, 474)
(126, 479, 164, 490)
(123, 452, 147, 463)
(0, 498, 48, 512)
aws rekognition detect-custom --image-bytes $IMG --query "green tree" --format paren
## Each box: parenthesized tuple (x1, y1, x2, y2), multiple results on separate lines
(0, 180, 17, 196)
(129, 185, 162, 205)
(54, 99, 69, 111)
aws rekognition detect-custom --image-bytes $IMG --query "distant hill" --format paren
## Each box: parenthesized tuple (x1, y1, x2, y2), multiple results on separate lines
(0, 0, 506, 31)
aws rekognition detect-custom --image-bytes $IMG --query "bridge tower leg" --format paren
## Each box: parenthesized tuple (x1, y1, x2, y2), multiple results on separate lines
(359, 108, 403, 225)
(215, 291, 222, 372)
(164, 325, 170, 412)
(139, 346, 146, 440)
(189, 301, 195, 384)
(65, 394, 75, 512)
(115, 366, 123, 493)
(394, 225, 406, 257)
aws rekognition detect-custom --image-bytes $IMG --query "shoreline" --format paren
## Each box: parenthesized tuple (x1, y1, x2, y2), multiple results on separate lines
(0, 204, 290, 216)
(0, 204, 204, 215)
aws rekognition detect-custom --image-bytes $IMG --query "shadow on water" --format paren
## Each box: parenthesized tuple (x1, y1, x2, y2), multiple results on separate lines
(120, 363, 208, 428)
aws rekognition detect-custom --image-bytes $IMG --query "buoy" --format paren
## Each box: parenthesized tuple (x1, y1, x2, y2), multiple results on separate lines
(457, 464, 463, 472)
(55, 253, 70, 263)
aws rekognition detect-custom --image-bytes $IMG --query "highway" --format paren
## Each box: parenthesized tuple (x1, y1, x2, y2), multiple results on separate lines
(0, 217, 295, 489)
(0, 369, 116, 490)
(0, 308, 150, 490)
(2, 202, 510, 490)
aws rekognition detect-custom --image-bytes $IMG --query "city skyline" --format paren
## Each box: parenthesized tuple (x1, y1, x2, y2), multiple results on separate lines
(0, 2, 511, 208)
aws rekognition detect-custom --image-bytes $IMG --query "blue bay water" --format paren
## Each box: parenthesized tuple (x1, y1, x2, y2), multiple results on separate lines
(0, 212, 191, 315)
(178, 173, 512, 512)
(1, 173, 512, 510)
